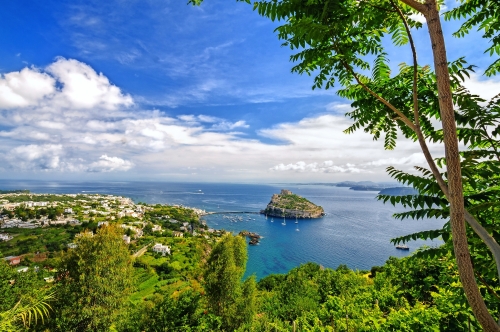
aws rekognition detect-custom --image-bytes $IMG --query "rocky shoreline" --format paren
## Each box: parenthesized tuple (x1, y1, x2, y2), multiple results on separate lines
(239, 230, 261, 245)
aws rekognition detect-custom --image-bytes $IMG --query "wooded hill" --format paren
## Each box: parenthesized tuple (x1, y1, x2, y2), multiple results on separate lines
(261, 189, 325, 218)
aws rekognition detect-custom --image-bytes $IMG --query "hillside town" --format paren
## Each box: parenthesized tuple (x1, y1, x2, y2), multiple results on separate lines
(0, 192, 218, 268)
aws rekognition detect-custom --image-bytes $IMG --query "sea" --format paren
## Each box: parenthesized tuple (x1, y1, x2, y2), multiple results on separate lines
(0, 180, 445, 279)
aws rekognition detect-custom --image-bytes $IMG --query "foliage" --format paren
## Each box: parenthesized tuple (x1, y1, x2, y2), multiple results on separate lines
(1, 194, 88, 203)
(144, 290, 202, 331)
(47, 224, 134, 331)
(203, 233, 256, 331)
(0, 290, 55, 332)
(445, 0, 500, 76)
(267, 193, 322, 211)
(0, 260, 48, 313)
(0, 226, 84, 256)
(233, 0, 500, 328)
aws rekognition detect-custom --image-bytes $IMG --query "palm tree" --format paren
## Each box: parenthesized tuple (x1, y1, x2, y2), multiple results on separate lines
(0, 291, 55, 331)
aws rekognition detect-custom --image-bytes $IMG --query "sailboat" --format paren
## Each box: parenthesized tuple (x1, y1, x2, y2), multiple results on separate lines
(271, 217, 274, 223)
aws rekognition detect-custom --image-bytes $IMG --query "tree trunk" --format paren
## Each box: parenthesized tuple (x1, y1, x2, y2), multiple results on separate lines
(422, 1, 500, 330)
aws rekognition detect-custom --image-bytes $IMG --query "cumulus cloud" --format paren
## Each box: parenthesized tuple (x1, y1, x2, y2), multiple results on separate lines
(87, 155, 134, 172)
(0, 57, 133, 112)
(5, 144, 63, 170)
(0, 58, 448, 181)
(47, 57, 133, 110)
(0, 67, 55, 109)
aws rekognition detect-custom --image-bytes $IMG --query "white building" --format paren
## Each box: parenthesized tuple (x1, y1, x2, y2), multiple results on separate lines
(123, 235, 131, 244)
(64, 208, 73, 214)
(50, 220, 67, 225)
(0, 233, 13, 241)
(152, 243, 170, 256)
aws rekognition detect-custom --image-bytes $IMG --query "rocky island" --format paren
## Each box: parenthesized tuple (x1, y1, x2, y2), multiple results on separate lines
(260, 189, 325, 219)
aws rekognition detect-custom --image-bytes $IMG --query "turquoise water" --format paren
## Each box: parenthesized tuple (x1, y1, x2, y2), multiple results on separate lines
(0, 180, 444, 279)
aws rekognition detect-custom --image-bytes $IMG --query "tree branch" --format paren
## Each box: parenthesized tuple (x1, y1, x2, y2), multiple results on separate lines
(392, 0, 500, 295)
(476, 272, 500, 302)
(397, 0, 427, 13)
(338, 59, 417, 132)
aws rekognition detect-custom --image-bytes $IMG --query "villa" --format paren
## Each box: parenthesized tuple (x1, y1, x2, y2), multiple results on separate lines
(152, 243, 170, 256)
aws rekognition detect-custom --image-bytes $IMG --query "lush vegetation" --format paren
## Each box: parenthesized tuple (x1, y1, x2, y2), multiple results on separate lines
(1, 194, 88, 203)
(0, 226, 84, 256)
(2, 229, 490, 331)
(2, 0, 500, 329)
(212, 0, 500, 329)
(274, 193, 320, 211)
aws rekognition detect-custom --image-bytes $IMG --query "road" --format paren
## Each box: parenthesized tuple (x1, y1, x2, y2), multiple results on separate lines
(132, 242, 151, 258)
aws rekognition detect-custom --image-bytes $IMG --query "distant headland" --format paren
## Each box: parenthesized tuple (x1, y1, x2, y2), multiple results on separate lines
(260, 189, 325, 219)
(282, 182, 418, 196)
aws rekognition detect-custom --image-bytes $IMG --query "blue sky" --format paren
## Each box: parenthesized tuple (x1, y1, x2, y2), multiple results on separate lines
(0, 0, 499, 183)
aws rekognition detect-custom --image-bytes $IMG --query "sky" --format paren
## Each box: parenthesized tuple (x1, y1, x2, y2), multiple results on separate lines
(0, 0, 499, 183)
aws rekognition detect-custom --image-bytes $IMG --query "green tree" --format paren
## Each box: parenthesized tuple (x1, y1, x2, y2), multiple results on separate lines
(146, 290, 202, 331)
(185, 0, 500, 329)
(49, 224, 134, 331)
(0, 260, 46, 313)
(0, 259, 55, 331)
(203, 233, 256, 331)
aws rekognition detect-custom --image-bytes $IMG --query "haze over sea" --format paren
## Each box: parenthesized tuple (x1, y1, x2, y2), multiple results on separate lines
(0, 180, 444, 279)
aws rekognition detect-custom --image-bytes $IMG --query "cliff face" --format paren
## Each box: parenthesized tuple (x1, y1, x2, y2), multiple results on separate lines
(260, 189, 324, 219)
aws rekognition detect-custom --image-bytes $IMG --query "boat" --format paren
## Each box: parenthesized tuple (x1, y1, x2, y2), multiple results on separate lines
(271, 218, 274, 223)
(395, 245, 410, 250)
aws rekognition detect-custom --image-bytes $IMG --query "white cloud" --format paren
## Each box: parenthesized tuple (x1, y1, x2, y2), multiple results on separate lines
(463, 72, 500, 102)
(365, 153, 426, 167)
(47, 57, 133, 110)
(0, 67, 55, 109)
(0, 59, 446, 181)
(6, 144, 63, 170)
(211, 120, 249, 131)
(270, 161, 362, 173)
(325, 102, 352, 113)
(87, 155, 133, 172)
(0, 58, 133, 112)
(409, 13, 426, 24)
